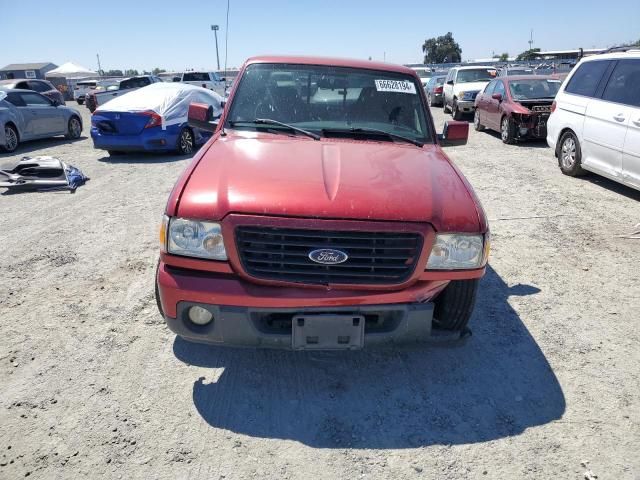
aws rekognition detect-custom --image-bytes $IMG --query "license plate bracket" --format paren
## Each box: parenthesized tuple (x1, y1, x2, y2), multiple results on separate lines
(292, 314, 365, 350)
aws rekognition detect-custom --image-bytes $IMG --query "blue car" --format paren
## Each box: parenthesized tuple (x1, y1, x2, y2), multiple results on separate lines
(90, 83, 223, 156)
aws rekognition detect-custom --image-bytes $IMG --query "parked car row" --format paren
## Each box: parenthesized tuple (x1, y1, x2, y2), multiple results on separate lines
(428, 49, 640, 192)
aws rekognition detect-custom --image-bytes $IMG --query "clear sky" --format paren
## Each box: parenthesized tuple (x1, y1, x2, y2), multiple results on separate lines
(1, 0, 639, 72)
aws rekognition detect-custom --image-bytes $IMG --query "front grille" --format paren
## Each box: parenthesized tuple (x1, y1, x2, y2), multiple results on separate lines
(235, 226, 423, 285)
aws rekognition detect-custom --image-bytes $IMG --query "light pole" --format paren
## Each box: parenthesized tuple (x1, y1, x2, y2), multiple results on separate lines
(211, 25, 220, 71)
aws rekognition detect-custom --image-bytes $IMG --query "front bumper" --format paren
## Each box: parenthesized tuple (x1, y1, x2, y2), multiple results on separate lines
(156, 260, 460, 348)
(166, 300, 434, 348)
(455, 99, 476, 112)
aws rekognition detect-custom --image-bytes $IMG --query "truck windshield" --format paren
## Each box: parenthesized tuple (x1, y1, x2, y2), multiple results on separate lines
(456, 69, 497, 83)
(226, 63, 432, 144)
(183, 72, 210, 82)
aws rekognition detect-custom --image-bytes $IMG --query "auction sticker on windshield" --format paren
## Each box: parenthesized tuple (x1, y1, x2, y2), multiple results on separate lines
(374, 79, 416, 94)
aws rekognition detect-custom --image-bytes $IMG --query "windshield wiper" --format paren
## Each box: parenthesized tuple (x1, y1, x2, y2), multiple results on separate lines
(229, 118, 320, 140)
(321, 127, 424, 147)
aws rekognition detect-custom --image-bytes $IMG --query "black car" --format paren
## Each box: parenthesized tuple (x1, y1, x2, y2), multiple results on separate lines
(425, 75, 446, 107)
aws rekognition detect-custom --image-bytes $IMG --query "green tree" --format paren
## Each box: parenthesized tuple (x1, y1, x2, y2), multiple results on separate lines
(498, 52, 509, 61)
(516, 48, 541, 61)
(152, 67, 166, 75)
(124, 69, 139, 76)
(104, 69, 123, 76)
(422, 32, 462, 63)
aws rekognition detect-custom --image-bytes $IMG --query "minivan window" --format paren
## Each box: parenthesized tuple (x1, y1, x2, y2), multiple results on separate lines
(602, 59, 640, 108)
(565, 60, 610, 97)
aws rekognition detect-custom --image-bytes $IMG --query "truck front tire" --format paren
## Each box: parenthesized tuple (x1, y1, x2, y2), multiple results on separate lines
(433, 279, 479, 331)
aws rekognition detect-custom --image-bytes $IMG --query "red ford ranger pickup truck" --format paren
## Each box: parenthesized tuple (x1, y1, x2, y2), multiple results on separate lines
(156, 56, 490, 350)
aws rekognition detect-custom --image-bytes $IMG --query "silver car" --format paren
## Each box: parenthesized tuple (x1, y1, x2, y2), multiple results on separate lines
(0, 89, 83, 153)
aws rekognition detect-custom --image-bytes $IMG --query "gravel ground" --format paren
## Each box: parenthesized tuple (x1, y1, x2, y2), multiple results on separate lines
(1, 102, 639, 479)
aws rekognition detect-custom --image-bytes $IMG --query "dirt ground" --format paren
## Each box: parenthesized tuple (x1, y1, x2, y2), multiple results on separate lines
(1, 102, 639, 480)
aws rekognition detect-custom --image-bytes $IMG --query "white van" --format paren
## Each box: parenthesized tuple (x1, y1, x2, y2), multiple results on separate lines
(547, 50, 640, 191)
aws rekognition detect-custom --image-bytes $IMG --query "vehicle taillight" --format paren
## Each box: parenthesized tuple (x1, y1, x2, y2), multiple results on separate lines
(142, 111, 162, 129)
(551, 101, 556, 113)
(435, 86, 443, 94)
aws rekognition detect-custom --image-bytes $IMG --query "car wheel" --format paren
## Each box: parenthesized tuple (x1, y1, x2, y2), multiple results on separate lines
(473, 109, 485, 131)
(177, 127, 194, 155)
(433, 279, 479, 331)
(65, 116, 82, 139)
(2, 124, 19, 152)
(501, 116, 515, 144)
(558, 131, 586, 176)
(452, 100, 463, 120)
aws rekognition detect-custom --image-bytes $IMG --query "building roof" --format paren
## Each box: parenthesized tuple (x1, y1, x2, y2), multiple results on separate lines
(244, 56, 415, 75)
(0, 62, 56, 72)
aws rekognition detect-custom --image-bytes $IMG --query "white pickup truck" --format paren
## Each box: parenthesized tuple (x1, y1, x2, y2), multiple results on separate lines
(86, 75, 163, 112)
(179, 72, 226, 97)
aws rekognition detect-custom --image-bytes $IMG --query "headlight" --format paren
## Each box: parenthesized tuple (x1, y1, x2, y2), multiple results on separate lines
(165, 217, 227, 260)
(457, 91, 465, 99)
(426, 233, 487, 270)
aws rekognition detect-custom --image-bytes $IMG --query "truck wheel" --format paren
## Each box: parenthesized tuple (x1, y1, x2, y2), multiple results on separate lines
(443, 95, 450, 113)
(2, 124, 19, 152)
(501, 116, 515, 144)
(558, 131, 586, 176)
(177, 127, 194, 155)
(433, 279, 479, 331)
(473, 109, 485, 131)
(452, 100, 463, 120)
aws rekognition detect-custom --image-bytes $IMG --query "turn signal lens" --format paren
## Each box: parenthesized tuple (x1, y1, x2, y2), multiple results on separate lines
(159, 215, 169, 252)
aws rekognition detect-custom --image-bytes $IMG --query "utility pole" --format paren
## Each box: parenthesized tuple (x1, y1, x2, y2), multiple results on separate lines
(211, 25, 220, 71)
(96, 53, 102, 76)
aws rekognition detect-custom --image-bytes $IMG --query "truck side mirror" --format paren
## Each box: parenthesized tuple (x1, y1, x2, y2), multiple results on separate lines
(188, 102, 219, 132)
(438, 120, 468, 147)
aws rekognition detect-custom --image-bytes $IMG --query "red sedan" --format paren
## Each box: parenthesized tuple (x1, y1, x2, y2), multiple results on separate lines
(473, 75, 561, 144)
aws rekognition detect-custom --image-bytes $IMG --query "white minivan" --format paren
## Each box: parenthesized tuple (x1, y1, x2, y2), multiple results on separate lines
(547, 50, 640, 191)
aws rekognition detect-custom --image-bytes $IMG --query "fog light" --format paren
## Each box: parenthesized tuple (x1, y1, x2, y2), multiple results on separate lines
(188, 306, 213, 325)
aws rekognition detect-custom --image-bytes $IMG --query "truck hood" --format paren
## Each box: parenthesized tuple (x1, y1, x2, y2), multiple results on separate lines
(454, 81, 490, 95)
(177, 132, 481, 232)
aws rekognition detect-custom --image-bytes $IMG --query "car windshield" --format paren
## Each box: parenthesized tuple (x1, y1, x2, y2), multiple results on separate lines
(509, 78, 561, 100)
(457, 68, 497, 83)
(226, 63, 431, 143)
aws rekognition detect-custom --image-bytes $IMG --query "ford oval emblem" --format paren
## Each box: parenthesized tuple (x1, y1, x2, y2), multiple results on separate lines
(308, 249, 348, 265)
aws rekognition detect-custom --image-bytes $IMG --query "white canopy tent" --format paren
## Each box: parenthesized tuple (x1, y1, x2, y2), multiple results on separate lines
(46, 62, 97, 79)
